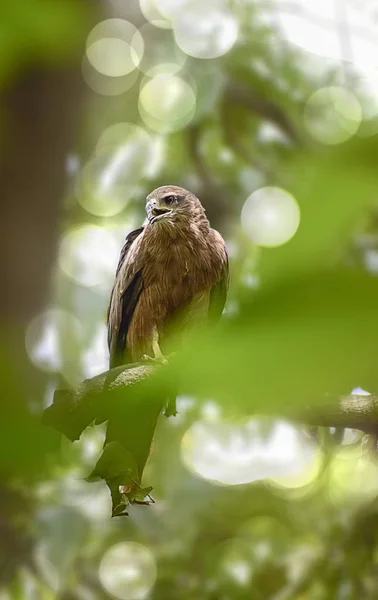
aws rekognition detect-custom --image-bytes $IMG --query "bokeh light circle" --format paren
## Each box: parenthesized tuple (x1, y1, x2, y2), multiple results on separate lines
(95, 122, 151, 156)
(25, 308, 82, 380)
(99, 542, 157, 600)
(139, 0, 172, 29)
(139, 74, 196, 132)
(277, 10, 340, 61)
(77, 124, 153, 217)
(181, 418, 318, 486)
(276, 1, 378, 70)
(241, 187, 300, 247)
(86, 19, 144, 77)
(140, 75, 194, 120)
(304, 86, 362, 144)
(82, 56, 139, 96)
(59, 225, 120, 287)
(172, 0, 239, 59)
(82, 324, 108, 379)
(137, 23, 187, 76)
(86, 38, 136, 77)
(155, 0, 189, 19)
(327, 446, 378, 505)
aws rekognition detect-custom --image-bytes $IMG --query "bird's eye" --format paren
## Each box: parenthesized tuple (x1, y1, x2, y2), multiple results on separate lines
(164, 195, 176, 205)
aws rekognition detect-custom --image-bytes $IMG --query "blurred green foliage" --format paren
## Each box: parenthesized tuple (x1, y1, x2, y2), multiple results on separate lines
(0, 0, 90, 83)
(2, 0, 378, 599)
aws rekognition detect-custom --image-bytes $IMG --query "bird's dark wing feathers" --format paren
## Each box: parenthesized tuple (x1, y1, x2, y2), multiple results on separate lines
(208, 254, 229, 323)
(110, 272, 143, 368)
(107, 227, 144, 368)
(115, 227, 144, 277)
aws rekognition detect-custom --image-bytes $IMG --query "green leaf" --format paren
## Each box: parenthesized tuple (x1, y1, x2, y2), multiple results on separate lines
(174, 269, 378, 414)
(85, 441, 138, 483)
(260, 137, 378, 286)
(86, 442, 154, 517)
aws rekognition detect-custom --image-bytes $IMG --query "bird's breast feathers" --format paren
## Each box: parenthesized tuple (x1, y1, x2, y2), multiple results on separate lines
(137, 225, 225, 299)
(109, 215, 228, 363)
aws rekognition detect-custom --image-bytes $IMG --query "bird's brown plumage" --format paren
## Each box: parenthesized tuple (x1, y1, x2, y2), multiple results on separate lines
(107, 185, 228, 368)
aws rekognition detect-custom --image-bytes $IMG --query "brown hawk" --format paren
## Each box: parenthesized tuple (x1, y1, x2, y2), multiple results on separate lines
(107, 185, 229, 374)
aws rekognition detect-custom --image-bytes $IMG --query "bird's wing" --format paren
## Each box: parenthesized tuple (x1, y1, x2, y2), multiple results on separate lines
(208, 232, 229, 323)
(107, 227, 144, 368)
(114, 227, 144, 277)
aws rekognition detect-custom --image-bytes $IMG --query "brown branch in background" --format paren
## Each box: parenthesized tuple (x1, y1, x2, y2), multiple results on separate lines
(297, 393, 378, 435)
(186, 124, 231, 229)
(224, 79, 302, 145)
(219, 94, 274, 177)
(186, 77, 305, 228)
(187, 124, 217, 189)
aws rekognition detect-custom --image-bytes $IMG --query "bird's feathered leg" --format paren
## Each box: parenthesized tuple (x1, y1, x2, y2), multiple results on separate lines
(152, 328, 168, 363)
(142, 328, 177, 417)
(142, 327, 168, 364)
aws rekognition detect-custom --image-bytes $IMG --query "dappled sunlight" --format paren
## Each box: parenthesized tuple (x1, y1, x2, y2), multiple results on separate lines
(78, 123, 154, 216)
(82, 323, 108, 378)
(139, 74, 196, 132)
(181, 418, 319, 487)
(223, 558, 251, 586)
(59, 225, 119, 288)
(25, 308, 83, 386)
(275, 0, 378, 71)
(99, 543, 157, 600)
(154, 0, 192, 19)
(87, 38, 139, 78)
(138, 23, 187, 76)
(85, 19, 144, 77)
(241, 187, 300, 247)
(171, 0, 239, 60)
(35, 505, 88, 592)
(327, 445, 378, 505)
(139, 0, 172, 29)
(82, 56, 140, 96)
(96, 123, 151, 155)
(78, 153, 136, 217)
(304, 86, 362, 144)
(277, 9, 342, 62)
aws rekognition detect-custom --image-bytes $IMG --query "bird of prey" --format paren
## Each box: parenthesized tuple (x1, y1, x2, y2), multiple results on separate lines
(107, 185, 229, 375)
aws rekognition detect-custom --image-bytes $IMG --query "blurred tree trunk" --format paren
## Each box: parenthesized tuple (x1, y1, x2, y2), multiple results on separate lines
(0, 2, 96, 583)
(0, 65, 84, 362)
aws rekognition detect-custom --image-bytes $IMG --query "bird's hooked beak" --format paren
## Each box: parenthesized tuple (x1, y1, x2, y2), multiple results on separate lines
(146, 198, 172, 224)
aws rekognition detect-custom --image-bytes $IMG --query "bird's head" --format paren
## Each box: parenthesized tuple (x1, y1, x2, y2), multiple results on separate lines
(145, 185, 207, 227)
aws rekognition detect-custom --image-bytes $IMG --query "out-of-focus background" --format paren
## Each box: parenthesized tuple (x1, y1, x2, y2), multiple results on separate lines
(2, 0, 378, 598)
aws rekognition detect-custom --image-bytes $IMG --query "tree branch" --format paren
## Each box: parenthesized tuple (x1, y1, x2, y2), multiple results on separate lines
(43, 362, 174, 516)
(44, 363, 378, 440)
(224, 79, 303, 145)
(43, 363, 158, 441)
(43, 364, 378, 516)
(186, 124, 232, 230)
(296, 393, 378, 435)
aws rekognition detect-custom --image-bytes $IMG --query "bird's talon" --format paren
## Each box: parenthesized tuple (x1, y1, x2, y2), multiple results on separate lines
(142, 354, 154, 363)
(142, 354, 168, 365)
